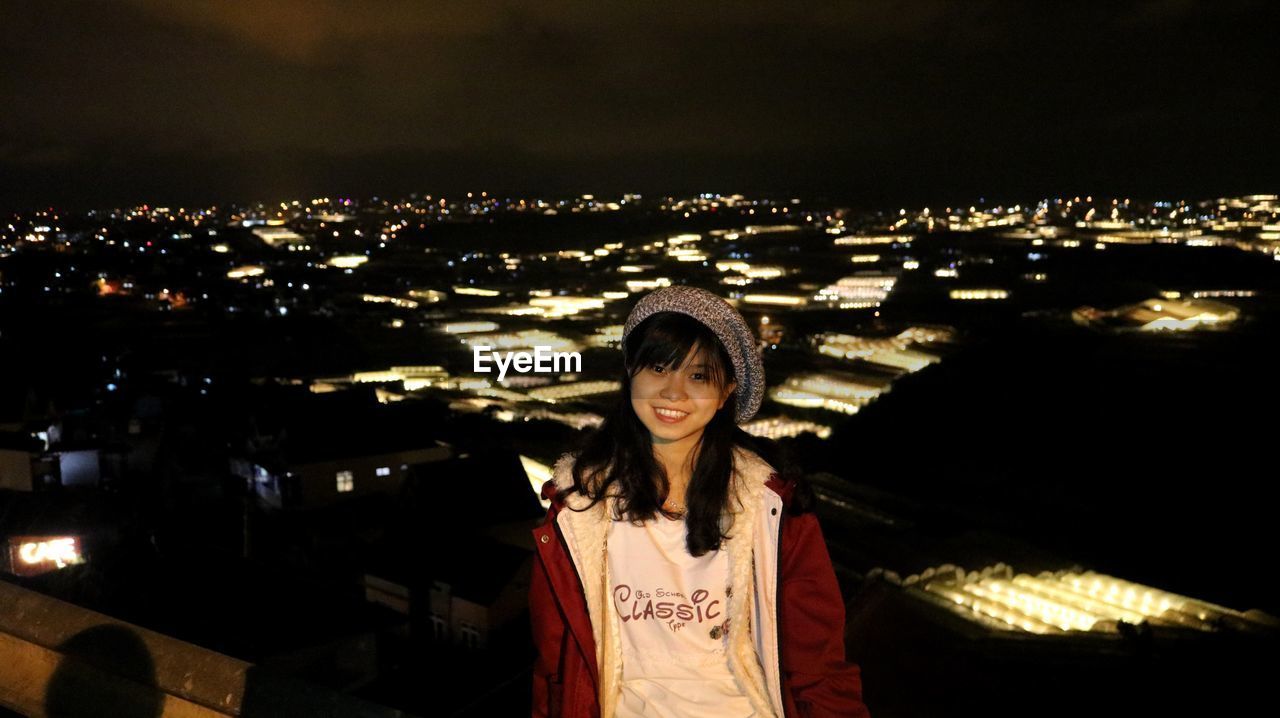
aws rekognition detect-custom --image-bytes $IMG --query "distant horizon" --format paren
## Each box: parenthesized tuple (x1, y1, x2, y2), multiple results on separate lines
(7, 187, 1278, 218)
(4, 2, 1277, 216)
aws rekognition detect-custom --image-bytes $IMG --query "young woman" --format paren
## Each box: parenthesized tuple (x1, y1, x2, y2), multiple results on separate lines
(530, 285, 870, 718)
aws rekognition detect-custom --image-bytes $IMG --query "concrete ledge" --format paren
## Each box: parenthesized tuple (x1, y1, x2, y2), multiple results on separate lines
(0, 580, 414, 717)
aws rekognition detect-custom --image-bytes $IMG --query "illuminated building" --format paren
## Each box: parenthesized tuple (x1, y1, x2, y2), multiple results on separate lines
(892, 563, 1277, 637)
(233, 440, 452, 511)
(742, 293, 808, 307)
(585, 325, 624, 348)
(458, 330, 577, 356)
(252, 226, 307, 248)
(469, 304, 544, 317)
(897, 326, 956, 344)
(528, 296, 608, 316)
(497, 374, 555, 389)
(521, 408, 603, 431)
(462, 297, 614, 319)
(950, 289, 1009, 300)
(833, 235, 911, 246)
(362, 294, 420, 309)
(471, 386, 532, 403)
(812, 275, 897, 307)
(670, 250, 707, 262)
(527, 380, 620, 403)
(452, 285, 501, 297)
(814, 330, 945, 372)
(407, 288, 448, 303)
(741, 416, 832, 440)
(665, 235, 707, 262)
(714, 261, 786, 284)
(1072, 297, 1240, 332)
(313, 366, 452, 393)
(769, 372, 889, 415)
(939, 210, 1025, 231)
(443, 321, 500, 334)
(226, 265, 265, 279)
(625, 277, 672, 291)
(744, 224, 803, 235)
(1185, 289, 1255, 299)
(324, 255, 368, 269)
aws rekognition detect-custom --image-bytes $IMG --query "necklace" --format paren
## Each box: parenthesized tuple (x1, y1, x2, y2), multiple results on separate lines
(663, 498, 686, 514)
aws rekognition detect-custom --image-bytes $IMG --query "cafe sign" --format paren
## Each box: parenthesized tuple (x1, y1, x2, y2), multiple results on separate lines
(5, 535, 85, 576)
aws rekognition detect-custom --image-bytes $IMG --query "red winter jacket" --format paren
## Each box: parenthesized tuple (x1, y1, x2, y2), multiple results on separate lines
(530, 448, 870, 717)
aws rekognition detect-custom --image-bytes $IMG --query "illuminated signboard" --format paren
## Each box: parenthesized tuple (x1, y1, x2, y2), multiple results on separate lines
(4, 535, 85, 577)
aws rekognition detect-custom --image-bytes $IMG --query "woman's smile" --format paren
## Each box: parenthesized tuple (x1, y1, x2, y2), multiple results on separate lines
(652, 406, 690, 423)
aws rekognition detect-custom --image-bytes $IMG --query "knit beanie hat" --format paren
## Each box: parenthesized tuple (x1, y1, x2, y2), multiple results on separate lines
(622, 285, 765, 424)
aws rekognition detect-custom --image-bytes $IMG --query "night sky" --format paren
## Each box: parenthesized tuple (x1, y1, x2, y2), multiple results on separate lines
(2, 0, 1277, 212)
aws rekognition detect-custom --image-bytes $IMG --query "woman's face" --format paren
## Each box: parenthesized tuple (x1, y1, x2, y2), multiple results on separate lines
(630, 342, 736, 446)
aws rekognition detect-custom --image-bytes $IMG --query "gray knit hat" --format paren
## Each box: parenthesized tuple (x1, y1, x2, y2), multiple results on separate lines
(622, 285, 765, 424)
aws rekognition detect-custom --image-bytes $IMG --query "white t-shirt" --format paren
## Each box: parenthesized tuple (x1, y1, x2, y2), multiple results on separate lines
(607, 513, 759, 718)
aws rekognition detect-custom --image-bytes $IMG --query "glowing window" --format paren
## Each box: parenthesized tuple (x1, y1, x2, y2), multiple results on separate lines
(336, 470, 354, 493)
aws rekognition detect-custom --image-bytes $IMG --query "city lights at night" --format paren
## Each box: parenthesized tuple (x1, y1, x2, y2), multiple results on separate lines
(1, 2, 1277, 717)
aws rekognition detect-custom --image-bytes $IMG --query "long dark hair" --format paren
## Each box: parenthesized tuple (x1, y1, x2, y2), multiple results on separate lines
(564, 310, 810, 557)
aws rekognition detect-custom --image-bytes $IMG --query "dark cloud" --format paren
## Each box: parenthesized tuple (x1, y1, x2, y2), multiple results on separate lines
(1, 0, 1276, 211)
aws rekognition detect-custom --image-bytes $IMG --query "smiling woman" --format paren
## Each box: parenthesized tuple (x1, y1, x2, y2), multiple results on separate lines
(529, 285, 870, 718)
(629, 338, 736, 514)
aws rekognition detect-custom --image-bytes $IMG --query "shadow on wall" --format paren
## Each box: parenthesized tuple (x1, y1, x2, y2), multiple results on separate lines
(46, 624, 161, 717)
(39, 623, 417, 717)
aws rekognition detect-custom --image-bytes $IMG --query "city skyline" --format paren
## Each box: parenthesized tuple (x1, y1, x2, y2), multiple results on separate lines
(2, 4, 1278, 715)
(3, 182, 1277, 716)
